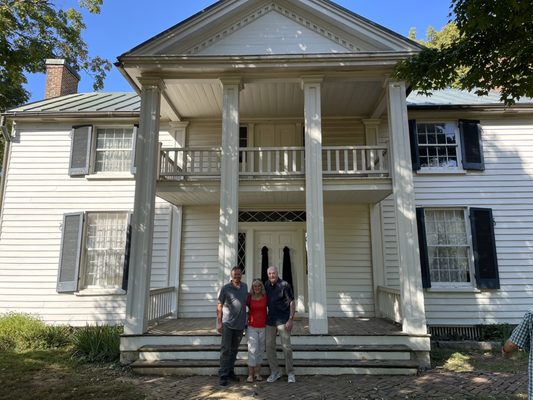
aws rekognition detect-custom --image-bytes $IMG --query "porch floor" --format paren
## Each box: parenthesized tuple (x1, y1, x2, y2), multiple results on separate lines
(146, 317, 404, 336)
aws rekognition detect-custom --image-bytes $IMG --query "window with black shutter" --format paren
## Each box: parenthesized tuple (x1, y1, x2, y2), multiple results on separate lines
(408, 119, 420, 171)
(470, 208, 499, 289)
(416, 208, 431, 288)
(459, 120, 484, 170)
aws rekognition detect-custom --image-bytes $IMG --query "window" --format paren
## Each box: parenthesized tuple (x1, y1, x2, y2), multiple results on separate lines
(94, 128, 134, 172)
(238, 126, 248, 163)
(81, 212, 129, 290)
(69, 125, 137, 176)
(57, 211, 130, 293)
(409, 119, 484, 172)
(417, 123, 459, 169)
(424, 209, 471, 284)
(237, 232, 246, 274)
(416, 207, 500, 289)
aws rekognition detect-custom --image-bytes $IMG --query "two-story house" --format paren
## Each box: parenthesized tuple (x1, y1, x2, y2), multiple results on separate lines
(1, 0, 532, 375)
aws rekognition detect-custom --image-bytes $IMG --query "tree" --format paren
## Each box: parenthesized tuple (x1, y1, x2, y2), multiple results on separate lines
(0, 0, 112, 112)
(395, 0, 533, 105)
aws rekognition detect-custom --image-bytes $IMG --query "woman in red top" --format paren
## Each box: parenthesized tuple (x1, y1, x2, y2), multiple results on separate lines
(246, 279, 267, 382)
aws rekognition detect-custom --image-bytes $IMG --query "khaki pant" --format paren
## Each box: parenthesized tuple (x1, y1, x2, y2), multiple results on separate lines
(266, 324, 294, 375)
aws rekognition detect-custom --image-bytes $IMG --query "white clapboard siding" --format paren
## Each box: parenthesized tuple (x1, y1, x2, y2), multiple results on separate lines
(0, 124, 173, 325)
(413, 118, 533, 325)
(187, 121, 222, 147)
(324, 204, 374, 317)
(377, 123, 400, 289)
(322, 119, 365, 146)
(178, 206, 220, 318)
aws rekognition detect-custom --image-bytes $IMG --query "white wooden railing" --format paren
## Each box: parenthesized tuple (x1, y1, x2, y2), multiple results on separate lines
(159, 146, 388, 179)
(322, 146, 388, 175)
(377, 286, 402, 324)
(240, 147, 305, 176)
(147, 286, 175, 323)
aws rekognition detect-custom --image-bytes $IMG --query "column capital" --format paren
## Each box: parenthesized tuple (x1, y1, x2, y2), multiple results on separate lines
(219, 76, 243, 90)
(362, 119, 381, 128)
(169, 121, 190, 129)
(300, 75, 324, 89)
(138, 77, 166, 91)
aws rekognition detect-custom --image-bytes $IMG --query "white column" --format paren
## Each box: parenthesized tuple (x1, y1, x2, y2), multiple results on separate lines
(218, 78, 242, 288)
(387, 81, 427, 334)
(302, 76, 328, 334)
(124, 78, 163, 335)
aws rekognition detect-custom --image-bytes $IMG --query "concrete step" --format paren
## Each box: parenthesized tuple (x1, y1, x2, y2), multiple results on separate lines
(130, 358, 420, 376)
(137, 344, 413, 362)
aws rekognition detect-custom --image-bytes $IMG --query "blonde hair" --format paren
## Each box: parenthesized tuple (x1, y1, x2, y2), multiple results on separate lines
(249, 279, 266, 299)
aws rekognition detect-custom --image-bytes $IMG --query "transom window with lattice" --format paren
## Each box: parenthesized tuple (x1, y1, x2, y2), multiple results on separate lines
(239, 211, 306, 223)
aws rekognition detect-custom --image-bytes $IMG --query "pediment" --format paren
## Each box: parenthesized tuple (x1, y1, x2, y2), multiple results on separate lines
(123, 0, 422, 58)
(174, 7, 362, 55)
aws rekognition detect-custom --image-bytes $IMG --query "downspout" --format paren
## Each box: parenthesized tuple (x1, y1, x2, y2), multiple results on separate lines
(0, 115, 12, 226)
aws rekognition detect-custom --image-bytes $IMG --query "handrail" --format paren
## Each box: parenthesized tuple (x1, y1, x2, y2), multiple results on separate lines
(377, 285, 402, 324)
(148, 286, 175, 323)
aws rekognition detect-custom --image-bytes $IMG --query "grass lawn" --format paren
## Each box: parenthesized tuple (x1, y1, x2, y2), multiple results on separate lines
(431, 347, 528, 373)
(0, 349, 145, 400)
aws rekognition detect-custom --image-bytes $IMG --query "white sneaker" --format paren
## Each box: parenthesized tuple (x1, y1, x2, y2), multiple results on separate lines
(266, 371, 282, 383)
(288, 373, 296, 383)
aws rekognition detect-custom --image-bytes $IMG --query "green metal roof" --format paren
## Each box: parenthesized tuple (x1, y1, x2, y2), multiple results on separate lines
(4, 89, 531, 117)
(407, 88, 532, 107)
(6, 92, 140, 115)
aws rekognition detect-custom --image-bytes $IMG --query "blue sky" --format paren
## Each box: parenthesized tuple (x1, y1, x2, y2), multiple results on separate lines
(25, 0, 452, 102)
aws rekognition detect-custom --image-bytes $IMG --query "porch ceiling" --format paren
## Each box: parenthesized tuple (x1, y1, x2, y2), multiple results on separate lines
(156, 178, 392, 206)
(159, 77, 384, 119)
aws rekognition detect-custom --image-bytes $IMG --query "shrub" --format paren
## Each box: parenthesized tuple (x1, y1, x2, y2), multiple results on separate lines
(71, 325, 122, 363)
(0, 312, 71, 351)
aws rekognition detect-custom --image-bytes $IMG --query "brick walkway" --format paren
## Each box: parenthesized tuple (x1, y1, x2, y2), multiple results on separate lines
(130, 369, 528, 400)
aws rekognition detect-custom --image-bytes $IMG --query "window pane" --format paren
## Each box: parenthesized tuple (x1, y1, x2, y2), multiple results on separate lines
(82, 212, 128, 289)
(425, 209, 471, 283)
(95, 128, 133, 172)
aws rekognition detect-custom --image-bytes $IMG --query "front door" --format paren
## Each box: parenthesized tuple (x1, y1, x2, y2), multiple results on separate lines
(253, 227, 307, 314)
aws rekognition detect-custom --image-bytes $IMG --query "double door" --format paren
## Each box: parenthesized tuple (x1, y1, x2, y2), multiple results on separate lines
(241, 224, 307, 314)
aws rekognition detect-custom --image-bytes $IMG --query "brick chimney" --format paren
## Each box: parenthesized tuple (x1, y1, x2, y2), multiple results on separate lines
(44, 59, 81, 99)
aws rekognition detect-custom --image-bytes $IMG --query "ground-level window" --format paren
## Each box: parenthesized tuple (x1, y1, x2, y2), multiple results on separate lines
(416, 207, 500, 289)
(237, 232, 246, 274)
(57, 211, 130, 293)
(424, 208, 471, 284)
(81, 212, 129, 290)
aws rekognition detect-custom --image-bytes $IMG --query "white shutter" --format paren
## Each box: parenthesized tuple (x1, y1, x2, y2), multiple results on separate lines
(69, 125, 92, 176)
(57, 212, 84, 293)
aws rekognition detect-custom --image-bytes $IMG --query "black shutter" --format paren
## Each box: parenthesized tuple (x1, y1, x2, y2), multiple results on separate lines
(459, 120, 484, 170)
(416, 208, 431, 288)
(69, 125, 92, 176)
(130, 124, 138, 175)
(57, 212, 84, 293)
(408, 119, 420, 171)
(121, 213, 133, 291)
(470, 208, 500, 289)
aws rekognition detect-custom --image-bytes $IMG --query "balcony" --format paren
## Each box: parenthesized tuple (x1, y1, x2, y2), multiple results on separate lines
(157, 146, 392, 205)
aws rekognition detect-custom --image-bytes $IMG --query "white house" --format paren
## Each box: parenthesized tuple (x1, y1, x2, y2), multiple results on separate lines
(1, 0, 532, 375)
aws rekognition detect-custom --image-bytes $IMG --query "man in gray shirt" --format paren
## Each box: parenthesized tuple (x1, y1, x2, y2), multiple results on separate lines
(217, 266, 248, 386)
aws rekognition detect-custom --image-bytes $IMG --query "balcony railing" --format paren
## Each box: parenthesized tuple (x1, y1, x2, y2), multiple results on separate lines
(159, 146, 388, 180)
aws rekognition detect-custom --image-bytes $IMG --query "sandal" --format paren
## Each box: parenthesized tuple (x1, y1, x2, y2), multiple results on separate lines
(254, 375, 263, 381)
(246, 375, 254, 383)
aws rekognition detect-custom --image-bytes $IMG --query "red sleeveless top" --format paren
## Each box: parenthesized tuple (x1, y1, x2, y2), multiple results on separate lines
(247, 295, 267, 328)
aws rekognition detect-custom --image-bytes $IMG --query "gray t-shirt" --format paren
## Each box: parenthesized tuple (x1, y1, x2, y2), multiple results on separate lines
(218, 282, 248, 330)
